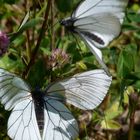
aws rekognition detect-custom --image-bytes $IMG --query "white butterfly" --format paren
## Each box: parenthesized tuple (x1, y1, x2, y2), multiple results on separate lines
(0, 68, 111, 140)
(60, 0, 128, 75)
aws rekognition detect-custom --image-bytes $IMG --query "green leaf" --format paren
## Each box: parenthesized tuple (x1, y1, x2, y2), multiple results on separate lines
(55, 0, 74, 12)
(101, 120, 122, 130)
(117, 49, 134, 78)
(27, 59, 46, 88)
(18, 12, 30, 31)
(10, 18, 43, 42)
(18, 18, 43, 33)
(122, 23, 140, 31)
(128, 11, 140, 23)
(101, 101, 122, 130)
(133, 80, 140, 90)
(124, 44, 137, 55)
(0, 0, 20, 4)
(67, 42, 82, 63)
(40, 37, 50, 54)
(76, 61, 87, 70)
(12, 34, 26, 47)
(126, 72, 140, 80)
(105, 101, 122, 120)
(0, 55, 24, 71)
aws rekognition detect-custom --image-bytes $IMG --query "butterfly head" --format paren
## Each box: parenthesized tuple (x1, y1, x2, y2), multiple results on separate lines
(60, 17, 75, 30)
(31, 87, 45, 103)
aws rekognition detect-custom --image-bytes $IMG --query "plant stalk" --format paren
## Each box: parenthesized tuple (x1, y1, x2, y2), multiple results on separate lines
(23, 0, 51, 78)
(128, 109, 136, 140)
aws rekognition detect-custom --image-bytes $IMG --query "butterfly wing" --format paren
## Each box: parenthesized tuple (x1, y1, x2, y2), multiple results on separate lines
(73, 13, 122, 74)
(8, 98, 42, 140)
(0, 68, 78, 140)
(79, 33, 110, 75)
(8, 97, 78, 140)
(47, 69, 112, 110)
(43, 97, 78, 140)
(0, 69, 41, 140)
(72, 0, 128, 23)
(74, 13, 121, 48)
(0, 68, 31, 111)
(72, 0, 128, 48)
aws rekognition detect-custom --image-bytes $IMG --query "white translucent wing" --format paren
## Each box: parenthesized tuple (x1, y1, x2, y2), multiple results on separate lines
(47, 69, 112, 110)
(0, 69, 41, 140)
(0, 68, 31, 110)
(72, 0, 128, 49)
(43, 97, 79, 140)
(8, 97, 78, 140)
(8, 98, 42, 140)
(74, 13, 121, 48)
(79, 33, 110, 75)
(73, 0, 128, 24)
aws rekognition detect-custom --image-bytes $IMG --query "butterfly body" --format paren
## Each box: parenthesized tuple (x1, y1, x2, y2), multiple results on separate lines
(31, 89, 45, 135)
(60, 17, 106, 45)
(60, 18, 76, 33)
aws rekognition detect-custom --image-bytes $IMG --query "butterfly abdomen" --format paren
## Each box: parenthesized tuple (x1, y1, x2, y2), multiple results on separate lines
(35, 102, 44, 135)
(32, 90, 45, 135)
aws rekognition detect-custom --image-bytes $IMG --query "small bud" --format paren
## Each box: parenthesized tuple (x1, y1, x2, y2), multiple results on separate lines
(0, 31, 9, 56)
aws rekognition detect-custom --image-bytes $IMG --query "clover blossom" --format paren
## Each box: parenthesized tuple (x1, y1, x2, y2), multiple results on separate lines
(0, 31, 9, 56)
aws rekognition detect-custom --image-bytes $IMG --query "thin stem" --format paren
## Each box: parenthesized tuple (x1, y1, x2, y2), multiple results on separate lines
(128, 110, 135, 140)
(23, 0, 51, 78)
(128, 93, 139, 140)
(24, 0, 31, 62)
(31, 0, 37, 47)
(26, 30, 31, 61)
(50, 0, 55, 50)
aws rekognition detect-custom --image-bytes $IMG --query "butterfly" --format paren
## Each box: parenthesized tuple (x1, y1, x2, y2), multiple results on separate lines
(0, 68, 112, 140)
(60, 0, 128, 75)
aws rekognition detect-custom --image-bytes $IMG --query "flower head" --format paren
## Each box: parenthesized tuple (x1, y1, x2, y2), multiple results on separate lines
(47, 48, 69, 70)
(0, 31, 9, 56)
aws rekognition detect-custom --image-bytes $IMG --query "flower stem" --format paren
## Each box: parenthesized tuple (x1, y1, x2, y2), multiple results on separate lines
(50, 0, 55, 50)
(128, 110, 135, 140)
(23, 0, 51, 78)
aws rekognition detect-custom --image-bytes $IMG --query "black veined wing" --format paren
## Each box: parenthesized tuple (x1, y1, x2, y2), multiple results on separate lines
(60, 0, 128, 74)
(0, 68, 78, 140)
(47, 69, 112, 110)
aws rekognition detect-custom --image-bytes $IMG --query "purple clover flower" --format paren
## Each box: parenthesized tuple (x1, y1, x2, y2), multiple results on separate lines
(0, 31, 9, 56)
(47, 48, 69, 70)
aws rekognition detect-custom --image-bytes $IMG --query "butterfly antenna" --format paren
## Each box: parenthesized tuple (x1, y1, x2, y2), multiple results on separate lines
(47, 20, 59, 33)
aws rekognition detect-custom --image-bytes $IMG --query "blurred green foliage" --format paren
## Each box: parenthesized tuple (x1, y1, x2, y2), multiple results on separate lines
(0, 0, 20, 4)
(0, 0, 140, 140)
